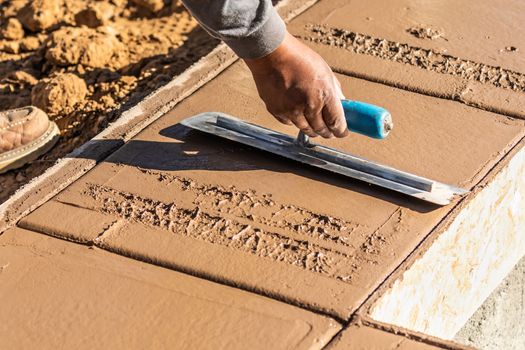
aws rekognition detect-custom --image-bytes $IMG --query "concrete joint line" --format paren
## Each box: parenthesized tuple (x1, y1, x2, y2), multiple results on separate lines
(358, 317, 473, 350)
(331, 67, 525, 120)
(92, 219, 124, 246)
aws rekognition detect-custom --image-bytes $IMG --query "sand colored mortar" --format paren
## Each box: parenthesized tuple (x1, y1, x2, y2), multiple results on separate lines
(367, 139, 525, 340)
(288, 0, 525, 119)
(19, 62, 525, 321)
(0, 227, 340, 349)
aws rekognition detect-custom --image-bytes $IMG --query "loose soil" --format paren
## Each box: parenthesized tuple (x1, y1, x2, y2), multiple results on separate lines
(0, 0, 219, 203)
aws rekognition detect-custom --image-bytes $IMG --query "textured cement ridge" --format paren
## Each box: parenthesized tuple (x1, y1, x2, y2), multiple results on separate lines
(83, 182, 355, 280)
(109, 168, 358, 248)
(304, 25, 525, 93)
(290, 0, 525, 72)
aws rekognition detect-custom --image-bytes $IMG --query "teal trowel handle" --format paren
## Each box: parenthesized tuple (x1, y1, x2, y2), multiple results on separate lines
(342, 100, 393, 139)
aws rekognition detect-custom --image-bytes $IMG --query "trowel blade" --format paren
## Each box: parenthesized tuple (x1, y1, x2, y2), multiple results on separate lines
(180, 112, 469, 206)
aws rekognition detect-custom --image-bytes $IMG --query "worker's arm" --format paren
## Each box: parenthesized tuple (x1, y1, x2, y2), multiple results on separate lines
(181, 0, 348, 138)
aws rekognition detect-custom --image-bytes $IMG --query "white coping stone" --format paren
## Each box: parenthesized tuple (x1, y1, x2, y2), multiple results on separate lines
(369, 144, 525, 339)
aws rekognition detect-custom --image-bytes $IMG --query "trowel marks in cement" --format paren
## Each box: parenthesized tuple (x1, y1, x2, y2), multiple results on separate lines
(304, 25, 525, 92)
(82, 169, 363, 282)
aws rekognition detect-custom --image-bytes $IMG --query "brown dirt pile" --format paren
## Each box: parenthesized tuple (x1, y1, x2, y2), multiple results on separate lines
(0, 0, 220, 203)
(31, 73, 88, 115)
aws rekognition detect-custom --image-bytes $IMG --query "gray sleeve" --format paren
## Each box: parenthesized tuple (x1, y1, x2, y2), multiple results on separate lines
(181, 0, 286, 59)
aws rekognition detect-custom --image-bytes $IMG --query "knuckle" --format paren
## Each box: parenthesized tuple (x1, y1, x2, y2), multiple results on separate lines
(325, 115, 341, 128)
(313, 125, 330, 134)
(305, 101, 318, 113)
(295, 120, 309, 129)
(267, 106, 281, 117)
(301, 128, 316, 137)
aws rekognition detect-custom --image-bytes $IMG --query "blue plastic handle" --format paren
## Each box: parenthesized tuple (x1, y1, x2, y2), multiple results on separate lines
(341, 100, 392, 139)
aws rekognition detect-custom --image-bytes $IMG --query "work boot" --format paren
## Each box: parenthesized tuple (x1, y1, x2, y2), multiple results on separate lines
(0, 106, 59, 174)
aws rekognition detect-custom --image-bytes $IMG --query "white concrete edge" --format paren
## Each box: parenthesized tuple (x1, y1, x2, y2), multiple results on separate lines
(369, 143, 525, 339)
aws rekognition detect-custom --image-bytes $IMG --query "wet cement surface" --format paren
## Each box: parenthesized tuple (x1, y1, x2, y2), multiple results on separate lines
(19, 62, 525, 321)
(3, 0, 525, 348)
(0, 227, 339, 349)
(289, 0, 525, 119)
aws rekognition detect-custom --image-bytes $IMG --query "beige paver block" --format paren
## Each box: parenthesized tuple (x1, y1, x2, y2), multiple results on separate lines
(0, 227, 340, 350)
(20, 62, 525, 320)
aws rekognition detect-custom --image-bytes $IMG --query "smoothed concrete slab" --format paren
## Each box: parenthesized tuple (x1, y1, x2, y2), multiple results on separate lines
(20, 62, 525, 320)
(0, 227, 340, 350)
(288, 0, 525, 118)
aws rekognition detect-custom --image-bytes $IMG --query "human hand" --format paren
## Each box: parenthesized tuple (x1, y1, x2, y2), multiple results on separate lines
(244, 32, 348, 138)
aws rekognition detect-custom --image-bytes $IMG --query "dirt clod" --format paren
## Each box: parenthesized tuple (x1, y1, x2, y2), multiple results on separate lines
(45, 26, 127, 68)
(19, 36, 42, 52)
(1, 18, 25, 40)
(407, 25, 444, 40)
(31, 73, 87, 115)
(0, 40, 20, 54)
(3, 70, 38, 88)
(131, 0, 166, 12)
(17, 0, 64, 32)
(75, 3, 115, 28)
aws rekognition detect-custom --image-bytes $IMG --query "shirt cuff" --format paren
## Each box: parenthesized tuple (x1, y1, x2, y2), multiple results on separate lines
(223, 8, 286, 59)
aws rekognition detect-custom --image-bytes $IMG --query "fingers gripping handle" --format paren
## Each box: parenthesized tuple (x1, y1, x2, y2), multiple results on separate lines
(342, 100, 393, 139)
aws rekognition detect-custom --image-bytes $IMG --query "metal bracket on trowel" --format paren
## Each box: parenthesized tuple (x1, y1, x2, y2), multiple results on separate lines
(180, 112, 469, 206)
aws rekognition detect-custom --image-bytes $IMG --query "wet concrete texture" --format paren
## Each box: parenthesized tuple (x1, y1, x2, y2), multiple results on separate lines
(455, 254, 525, 350)
(288, 0, 525, 118)
(292, 0, 525, 72)
(5, 0, 525, 347)
(0, 227, 340, 349)
(19, 62, 525, 320)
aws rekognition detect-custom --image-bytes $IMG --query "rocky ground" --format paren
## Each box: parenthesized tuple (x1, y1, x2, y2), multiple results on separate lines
(0, 0, 219, 203)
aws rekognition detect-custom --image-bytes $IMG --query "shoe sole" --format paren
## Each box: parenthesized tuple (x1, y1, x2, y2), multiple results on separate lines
(0, 122, 60, 175)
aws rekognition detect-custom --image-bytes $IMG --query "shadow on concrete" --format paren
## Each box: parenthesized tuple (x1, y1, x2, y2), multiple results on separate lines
(69, 122, 441, 213)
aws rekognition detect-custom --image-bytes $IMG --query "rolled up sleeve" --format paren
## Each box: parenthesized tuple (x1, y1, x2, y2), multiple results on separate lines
(182, 0, 286, 59)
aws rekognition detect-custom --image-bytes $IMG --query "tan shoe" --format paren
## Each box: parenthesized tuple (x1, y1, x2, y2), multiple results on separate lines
(0, 106, 59, 174)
